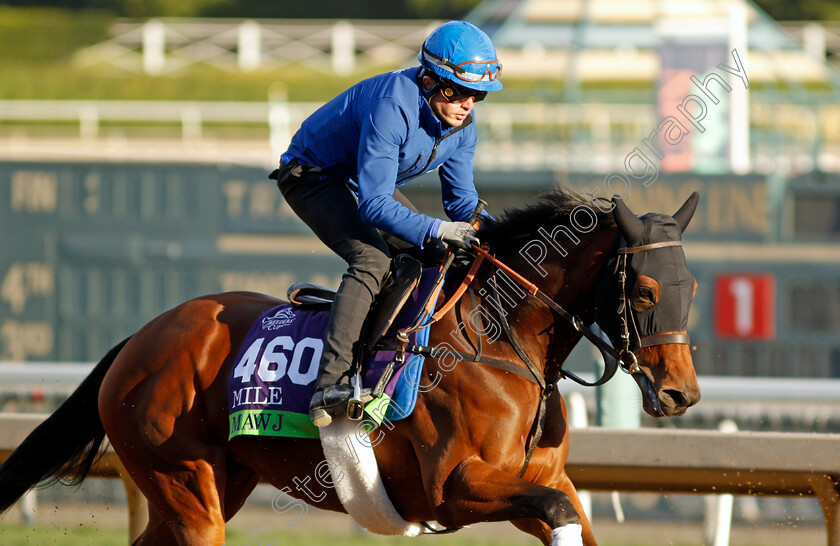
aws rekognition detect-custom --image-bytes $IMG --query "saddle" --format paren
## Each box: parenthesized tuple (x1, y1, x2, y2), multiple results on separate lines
(287, 253, 425, 351)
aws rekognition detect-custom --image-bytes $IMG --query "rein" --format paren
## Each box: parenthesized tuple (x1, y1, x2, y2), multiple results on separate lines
(380, 236, 689, 477)
(471, 245, 626, 384)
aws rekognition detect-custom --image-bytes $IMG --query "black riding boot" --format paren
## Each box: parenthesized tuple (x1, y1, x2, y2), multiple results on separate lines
(276, 165, 405, 427)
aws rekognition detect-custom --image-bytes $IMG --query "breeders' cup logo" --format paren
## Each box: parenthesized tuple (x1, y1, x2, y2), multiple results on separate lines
(262, 307, 296, 330)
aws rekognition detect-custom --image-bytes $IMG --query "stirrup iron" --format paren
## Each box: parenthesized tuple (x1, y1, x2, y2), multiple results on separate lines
(346, 372, 365, 420)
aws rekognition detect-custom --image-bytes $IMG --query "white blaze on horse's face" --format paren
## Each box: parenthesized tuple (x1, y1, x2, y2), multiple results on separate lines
(612, 193, 701, 417)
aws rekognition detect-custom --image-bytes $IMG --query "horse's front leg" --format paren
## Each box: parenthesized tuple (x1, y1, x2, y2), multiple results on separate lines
(510, 391, 596, 545)
(435, 456, 583, 546)
(510, 470, 596, 545)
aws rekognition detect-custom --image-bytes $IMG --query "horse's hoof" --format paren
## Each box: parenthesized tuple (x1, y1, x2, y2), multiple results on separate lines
(310, 408, 333, 428)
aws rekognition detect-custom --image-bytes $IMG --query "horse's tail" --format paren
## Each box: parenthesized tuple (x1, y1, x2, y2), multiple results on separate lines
(0, 336, 131, 514)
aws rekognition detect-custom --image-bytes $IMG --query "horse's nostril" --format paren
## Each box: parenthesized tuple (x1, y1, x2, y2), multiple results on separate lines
(661, 389, 688, 407)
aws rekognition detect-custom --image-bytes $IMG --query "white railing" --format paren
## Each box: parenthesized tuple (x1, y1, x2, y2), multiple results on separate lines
(780, 21, 840, 62)
(0, 99, 656, 170)
(0, 99, 653, 136)
(2, 98, 839, 172)
(4, 361, 835, 443)
(74, 18, 440, 75)
(73, 18, 840, 77)
(0, 99, 287, 140)
(3, 361, 840, 402)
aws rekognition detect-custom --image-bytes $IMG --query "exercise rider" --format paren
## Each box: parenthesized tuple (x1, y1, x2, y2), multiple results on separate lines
(273, 20, 502, 428)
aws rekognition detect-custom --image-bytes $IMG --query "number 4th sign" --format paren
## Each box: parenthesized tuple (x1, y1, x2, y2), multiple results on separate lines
(714, 274, 776, 340)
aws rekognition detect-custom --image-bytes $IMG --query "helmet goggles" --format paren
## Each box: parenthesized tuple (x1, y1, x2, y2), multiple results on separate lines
(422, 46, 502, 84)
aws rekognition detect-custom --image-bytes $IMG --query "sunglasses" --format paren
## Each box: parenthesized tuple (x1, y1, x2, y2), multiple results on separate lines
(440, 83, 487, 103)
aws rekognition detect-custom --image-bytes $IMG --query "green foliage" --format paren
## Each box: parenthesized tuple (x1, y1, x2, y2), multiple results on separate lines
(204, 0, 412, 19)
(3, 0, 840, 21)
(406, 0, 483, 19)
(752, 0, 840, 21)
(0, 6, 111, 61)
(0, 0, 483, 19)
(0, 60, 379, 101)
(2, 5, 831, 104)
(0, 7, 379, 102)
(117, 0, 226, 18)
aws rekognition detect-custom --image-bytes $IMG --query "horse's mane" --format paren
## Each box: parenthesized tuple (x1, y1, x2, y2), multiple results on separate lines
(477, 187, 615, 249)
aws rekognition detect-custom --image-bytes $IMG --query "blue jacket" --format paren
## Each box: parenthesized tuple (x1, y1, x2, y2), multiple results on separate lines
(281, 67, 480, 248)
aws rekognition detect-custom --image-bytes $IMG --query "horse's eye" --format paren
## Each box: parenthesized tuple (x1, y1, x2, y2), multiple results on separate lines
(631, 275, 660, 311)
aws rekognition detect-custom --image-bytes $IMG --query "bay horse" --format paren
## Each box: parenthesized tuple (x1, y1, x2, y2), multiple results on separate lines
(0, 189, 700, 545)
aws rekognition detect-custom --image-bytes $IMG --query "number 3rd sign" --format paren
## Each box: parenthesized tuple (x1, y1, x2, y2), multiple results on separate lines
(714, 274, 776, 340)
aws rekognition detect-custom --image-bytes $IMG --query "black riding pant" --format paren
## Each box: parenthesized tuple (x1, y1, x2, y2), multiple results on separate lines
(277, 164, 440, 388)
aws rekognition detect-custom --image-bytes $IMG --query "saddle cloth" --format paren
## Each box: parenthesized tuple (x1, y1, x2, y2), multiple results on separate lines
(227, 266, 440, 440)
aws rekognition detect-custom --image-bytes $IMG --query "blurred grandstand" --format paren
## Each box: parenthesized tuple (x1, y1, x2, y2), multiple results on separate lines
(0, 0, 838, 174)
(1, 0, 838, 375)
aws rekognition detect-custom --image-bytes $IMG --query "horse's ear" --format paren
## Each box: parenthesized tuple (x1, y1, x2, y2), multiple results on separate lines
(612, 196, 645, 245)
(673, 191, 700, 233)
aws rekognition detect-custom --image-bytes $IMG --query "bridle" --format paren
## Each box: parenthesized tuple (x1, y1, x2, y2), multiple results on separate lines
(376, 234, 691, 476)
(611, 240, 691, 373)
(453, 239, 690, 386)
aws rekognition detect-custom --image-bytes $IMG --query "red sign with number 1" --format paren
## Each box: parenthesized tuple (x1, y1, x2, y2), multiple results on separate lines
(714, 274, 776, 340)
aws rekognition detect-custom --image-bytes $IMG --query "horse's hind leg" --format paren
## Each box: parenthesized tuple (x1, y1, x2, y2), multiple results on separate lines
(104, 401, 228, 546)
(115, 433, 257, 545)
(103, 399, 229, 544)
(132, 510, 178, 546)
(221, 454, 261, 520)
(129, 458, 258, 546)
(123, 455, 227, 546)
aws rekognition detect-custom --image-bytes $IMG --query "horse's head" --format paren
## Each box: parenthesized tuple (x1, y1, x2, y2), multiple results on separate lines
(610, 192, 701, 417)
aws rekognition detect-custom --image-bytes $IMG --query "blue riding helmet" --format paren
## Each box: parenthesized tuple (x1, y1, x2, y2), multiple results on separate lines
(419, 21, 503, 93)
